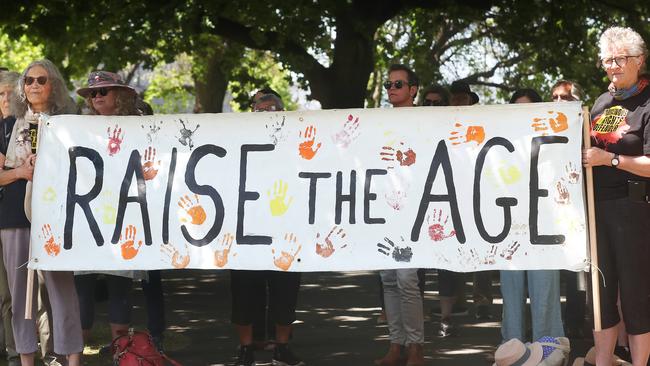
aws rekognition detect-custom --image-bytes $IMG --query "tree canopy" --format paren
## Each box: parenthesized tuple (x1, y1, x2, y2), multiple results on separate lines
(2, 1, 650, 109)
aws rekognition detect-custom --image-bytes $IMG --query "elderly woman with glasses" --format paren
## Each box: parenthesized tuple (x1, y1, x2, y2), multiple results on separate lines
(0, 60, 82, 366)
(582, 27, 650, 365)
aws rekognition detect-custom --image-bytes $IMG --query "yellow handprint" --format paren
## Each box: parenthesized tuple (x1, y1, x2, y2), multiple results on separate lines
(267, 179, 293, 216)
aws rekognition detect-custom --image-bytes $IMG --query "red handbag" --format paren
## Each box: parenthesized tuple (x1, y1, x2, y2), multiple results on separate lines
(111, 330, 182, 366)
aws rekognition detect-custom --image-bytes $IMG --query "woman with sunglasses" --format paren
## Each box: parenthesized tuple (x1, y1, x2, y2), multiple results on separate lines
(582, 26, 650, 365)
(75, 71, 144, 347)
(0, 59, 82, 366)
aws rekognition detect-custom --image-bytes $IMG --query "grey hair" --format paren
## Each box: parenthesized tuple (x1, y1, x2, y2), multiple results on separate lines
(257, 93, 284, 111)
(599, 27, 648, 60)
(11, 59, 77, 118)
(0, 71, 20, 88)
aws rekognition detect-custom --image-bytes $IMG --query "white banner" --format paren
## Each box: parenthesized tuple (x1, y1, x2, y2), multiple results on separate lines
(29, 102, 587, 272)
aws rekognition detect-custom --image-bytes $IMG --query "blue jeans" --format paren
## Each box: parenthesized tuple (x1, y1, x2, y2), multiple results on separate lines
(500, 270, 564, 342)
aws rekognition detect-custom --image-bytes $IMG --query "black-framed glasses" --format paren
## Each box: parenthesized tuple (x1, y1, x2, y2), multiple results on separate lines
(24, 76, 48, 86)
(423, 99, 445, 106)
(599, 55, 641, 69)
(90, 88, 111, 98)
(383, 80, 408, 90)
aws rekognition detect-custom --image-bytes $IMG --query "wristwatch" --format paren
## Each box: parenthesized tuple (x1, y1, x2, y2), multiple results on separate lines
(611, 153, 620, 168)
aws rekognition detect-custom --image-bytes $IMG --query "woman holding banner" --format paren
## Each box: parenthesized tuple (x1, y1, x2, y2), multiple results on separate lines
(74, 71, 141, 346)
(0, 60, 83, 366)
(583, 26, 650, 365)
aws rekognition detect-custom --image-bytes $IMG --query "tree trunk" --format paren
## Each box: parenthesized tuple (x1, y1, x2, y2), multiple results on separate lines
(193, 52, 228, 113)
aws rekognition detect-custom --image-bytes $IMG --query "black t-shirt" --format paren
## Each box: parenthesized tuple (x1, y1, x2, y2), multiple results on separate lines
(0, 116, 30, 229)
(590, 85, 650, 200)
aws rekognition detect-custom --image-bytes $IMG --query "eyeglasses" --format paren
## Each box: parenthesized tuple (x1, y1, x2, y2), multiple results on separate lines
(90, 88, 111, 98)
(254, 105, 277, 112)
(551, 93, 575, 102)
(423, 99, 445, 106)
(24, 76, 48, 86)
(599, 55, 640, 69)
(383, 80, 408, 90)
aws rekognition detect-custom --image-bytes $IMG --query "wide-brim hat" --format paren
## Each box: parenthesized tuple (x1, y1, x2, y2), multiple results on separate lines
(450, 80, 479, 105)
(493, 339, 544, 366)
(571, 347, 631, 366)
(77, 70, 136, 98)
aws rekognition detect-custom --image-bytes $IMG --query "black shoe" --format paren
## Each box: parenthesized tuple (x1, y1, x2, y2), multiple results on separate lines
(475, 305, 492, 321)
(614, 345, 631, 363)
(272, 343, 305, 366)
(437, 318, 456, 338)
(233, 345, 255, 366)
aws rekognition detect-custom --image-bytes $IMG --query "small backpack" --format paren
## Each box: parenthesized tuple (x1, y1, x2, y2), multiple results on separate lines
(111, 329, 182, 366)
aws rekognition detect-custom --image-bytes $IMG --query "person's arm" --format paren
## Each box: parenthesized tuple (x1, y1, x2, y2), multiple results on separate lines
(0, 153, 35, 185)
(582, 147, 650, 177)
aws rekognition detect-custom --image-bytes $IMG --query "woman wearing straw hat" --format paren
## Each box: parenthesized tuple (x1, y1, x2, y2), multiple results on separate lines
(582, 26, 650, 365)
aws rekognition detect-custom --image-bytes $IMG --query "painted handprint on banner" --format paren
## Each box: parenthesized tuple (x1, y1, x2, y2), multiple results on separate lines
(332, 114, 360, 148)
(298, 125, 322, 160)
(96, 190, 117, 225)
(41, 224, 61, 257)
(448, 123, 485, 146)
(178, 194, 207, 225)
(141, 146, 160, 181)
(120, 225, 142, 260)
(272, 233, 302, 271)
(385, 189, 407, 210)
(500, 241, 521, 260)
(42, 187, 56, 203)
(141, 121, 162, 144)
(214, 233, 235, 268)
(458, 247, 480, 267)
(377, 237, 413, 262)
(427, 209, 456, 242)
(266, 116, 287, 146)
(107, 125, 124, 156)
(565, 162, 581, 184)
(554, 180, 570, 205)
(160, 242, 190, 269)
(177, 119, 200, 150)
(380, 142, 416, 169)
(511, 222, 528, 236)
(315, 226, 348, 258)
(483, 245, 498, 265)
(267, 180, 293, 216)
(531, 111, 568, 135)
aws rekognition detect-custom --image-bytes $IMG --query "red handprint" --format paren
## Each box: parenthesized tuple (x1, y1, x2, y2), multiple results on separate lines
(107, 125, 124, 156)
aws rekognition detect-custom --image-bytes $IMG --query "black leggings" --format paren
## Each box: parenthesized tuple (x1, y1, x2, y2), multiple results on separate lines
(74, 274, 133, 329)
(595, 197, 650, 334)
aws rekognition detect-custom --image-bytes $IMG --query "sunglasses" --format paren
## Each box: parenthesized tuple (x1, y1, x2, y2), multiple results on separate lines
(383, 80, 409, 90)
(90, 88, 111, 98)
(423, 99, 445, 106)
(24, 76, 48, 86)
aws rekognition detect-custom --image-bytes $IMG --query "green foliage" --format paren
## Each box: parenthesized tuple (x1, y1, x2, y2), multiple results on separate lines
(145, 53, 195, 114)
(0, 33, 45, 72)
(228, 49, 297, 112)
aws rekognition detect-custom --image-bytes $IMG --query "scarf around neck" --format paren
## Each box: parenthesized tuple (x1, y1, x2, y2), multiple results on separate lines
(609, 75, 649, 100)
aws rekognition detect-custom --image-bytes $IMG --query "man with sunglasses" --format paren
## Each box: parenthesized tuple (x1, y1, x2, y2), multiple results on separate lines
(376, 64, 424, 366)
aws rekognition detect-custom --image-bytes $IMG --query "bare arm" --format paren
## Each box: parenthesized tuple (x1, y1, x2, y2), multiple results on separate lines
(582, 147, 650, 177)
(0, 153, 35, 185)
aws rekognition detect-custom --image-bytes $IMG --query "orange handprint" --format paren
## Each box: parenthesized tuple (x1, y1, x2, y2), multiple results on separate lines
(160, 242, 190, 269)
(298, 125, 322, 160)
(120, 225, 142, 260)
(41, 224, 60, 257)
(380, 142, 416, 169)
(141, 146, 160, 181)
(272, 233, 302, 271)
(531, 111, 568, 134)
(178, 194, 206, 225)
(214, 233, 235, 268)
(448, 123, 485, 146)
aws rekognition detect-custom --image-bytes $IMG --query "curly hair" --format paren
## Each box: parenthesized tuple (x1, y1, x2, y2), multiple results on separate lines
(85, 87, 139, 116)
(11, 59, 77, 118)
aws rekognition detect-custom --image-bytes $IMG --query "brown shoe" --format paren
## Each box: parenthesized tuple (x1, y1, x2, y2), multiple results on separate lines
(375, 343, 405, 366)
(406, 343, 424, 366)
